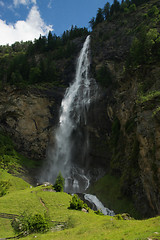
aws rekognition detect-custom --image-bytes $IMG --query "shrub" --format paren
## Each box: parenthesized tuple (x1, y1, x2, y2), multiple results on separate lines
(53, 172, 65, 192)
(11, 212, 49, 236)
(114, 214, 124, 220)
(94, 209, 104, 215)
(0, 180, 11, 197)
(114, 213, 132, 220)
(129, 4, 136, 13)
(148, 6, 159, 17)
(69, 194, 83, 210)
(69, 194, 89, 211)
(96, 65, 113, 88)
(111, 118, 121, 146)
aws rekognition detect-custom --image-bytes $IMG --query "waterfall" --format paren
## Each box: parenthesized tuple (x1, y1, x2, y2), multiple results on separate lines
(84, 194, 115, 216)
(40, 35, 97, 192)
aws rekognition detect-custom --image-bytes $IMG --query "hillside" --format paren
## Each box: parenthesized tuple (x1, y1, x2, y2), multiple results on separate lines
(0, 0, 160, 232)
(0, 172, 160, 240)
(87, 0, 160, 218)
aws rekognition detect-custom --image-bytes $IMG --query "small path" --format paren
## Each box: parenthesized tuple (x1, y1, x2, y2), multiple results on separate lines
(0, 234, 23, 239)
(39, 197, 48, 212)
(0, 213, 19, 219)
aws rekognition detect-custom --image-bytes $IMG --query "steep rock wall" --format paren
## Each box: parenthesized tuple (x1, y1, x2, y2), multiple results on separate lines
(90, 0, 160, 217)
(0, 86, 64, 160)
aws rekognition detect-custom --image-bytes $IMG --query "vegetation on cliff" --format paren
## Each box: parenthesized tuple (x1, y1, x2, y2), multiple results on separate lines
(89, 0, 160, 218)
(0, 26, 88, 88)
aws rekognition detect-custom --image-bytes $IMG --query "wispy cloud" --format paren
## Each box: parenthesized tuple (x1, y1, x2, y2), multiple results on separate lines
(48, 0, 53, 9)
(0, 5, 53, 45)
(13, 0, 36, 7)
(0, 1, 4, 7)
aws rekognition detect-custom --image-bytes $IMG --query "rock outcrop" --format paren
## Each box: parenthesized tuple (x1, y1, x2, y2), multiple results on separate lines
(90, 0, 160, 217)
(0, 86, 64, 160)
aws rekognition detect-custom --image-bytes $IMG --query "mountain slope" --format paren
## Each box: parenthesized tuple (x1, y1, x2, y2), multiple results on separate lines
(89, 0, 160, 218)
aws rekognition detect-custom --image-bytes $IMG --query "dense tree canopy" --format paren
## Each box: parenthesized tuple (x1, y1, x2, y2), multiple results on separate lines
(89, 0, 150, 29)
(0, 26, 89, 88)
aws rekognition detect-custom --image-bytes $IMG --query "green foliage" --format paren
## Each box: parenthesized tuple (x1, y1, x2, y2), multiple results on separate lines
(89, 0, 150, 28)
(89, 174, 140, 219)
(103, 2, 110, 20)
(0, 131, 38, 174)
(0, 178, 160, 239)
(29, 67, 41, 84)
(0, 180, 11, 197)
(96, 65, 113, 88)
(95, 8, 104, 24)
(69, 194, 83, 210)
(62, 25, 88, 44)
(0, 131, 22, 174)
(125, 118, 136, 134)
(129, 4, 136, 12)
(0, 131, 15, 156)
(148, 6, 159, 18)
(0, 155, 22, 174)
(114, 214, 124, 220)
(69, 194, 89, 212)
(111, 118, 121, 147)
(137, 90, 160, 103)
(128, 27, 160, 67)
(153, 106, 160, 117)
(114, 213, 132, 220)
(0, 26, 88, 87)
(11, 212, 49, 235)
(94, 209, 104, 216)
(53, 172, 65, 192)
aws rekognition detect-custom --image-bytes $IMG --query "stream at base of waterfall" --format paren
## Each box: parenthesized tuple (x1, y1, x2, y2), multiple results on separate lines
(39, 35, 115, 216)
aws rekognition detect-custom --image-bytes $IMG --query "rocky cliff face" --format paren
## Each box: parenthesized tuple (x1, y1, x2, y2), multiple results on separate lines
(0, 86, 64, 160)
(89, 0, 160, 217)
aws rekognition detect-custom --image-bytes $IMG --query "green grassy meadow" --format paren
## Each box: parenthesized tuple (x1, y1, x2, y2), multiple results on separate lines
(0, 170, 160, 240)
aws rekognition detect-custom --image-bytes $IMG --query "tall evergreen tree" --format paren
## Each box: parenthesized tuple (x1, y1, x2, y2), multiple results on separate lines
(95, 8, 104, 25)
(103, 2, 110, 20)
(89, 17, 96, 29)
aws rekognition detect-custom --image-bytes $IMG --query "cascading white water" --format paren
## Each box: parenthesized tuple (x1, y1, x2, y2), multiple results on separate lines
(40, 35, 95, 192)
(39, 35, 115, 216)
(84, 194, 115, 216)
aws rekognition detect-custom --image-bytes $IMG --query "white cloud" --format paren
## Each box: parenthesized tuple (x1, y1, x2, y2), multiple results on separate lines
(0, 6, 53, 45)
(48, 0, 53, 9)
(13, 0, 36, 6)
(0, 1, 4, 7)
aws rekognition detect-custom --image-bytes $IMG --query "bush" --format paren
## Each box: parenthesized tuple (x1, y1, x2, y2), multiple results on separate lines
(53, 172, 65, 192)
(148, 6, 159, 17)
(69, 194, 89, 211)
(114, 213, 132, 220)
(129, 4, 136, 13)
(0, 180, 11, 197)
(96, 65, 113, 88)
(94, 209, 104, 215)
(11, 212, 49, 236)
(69, 194, 83, 210)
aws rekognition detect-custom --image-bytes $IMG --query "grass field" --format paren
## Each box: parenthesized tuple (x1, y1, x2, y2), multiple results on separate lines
(0, 170, 160, 240)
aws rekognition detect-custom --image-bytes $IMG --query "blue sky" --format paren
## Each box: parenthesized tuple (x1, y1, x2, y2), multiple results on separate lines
(0, 0, 113, 45)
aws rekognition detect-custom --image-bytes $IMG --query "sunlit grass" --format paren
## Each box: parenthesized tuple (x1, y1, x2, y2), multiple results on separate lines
(137, 90, 160, 103)
(88, 174, 140, 219)
(0, 174, 159, 240)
